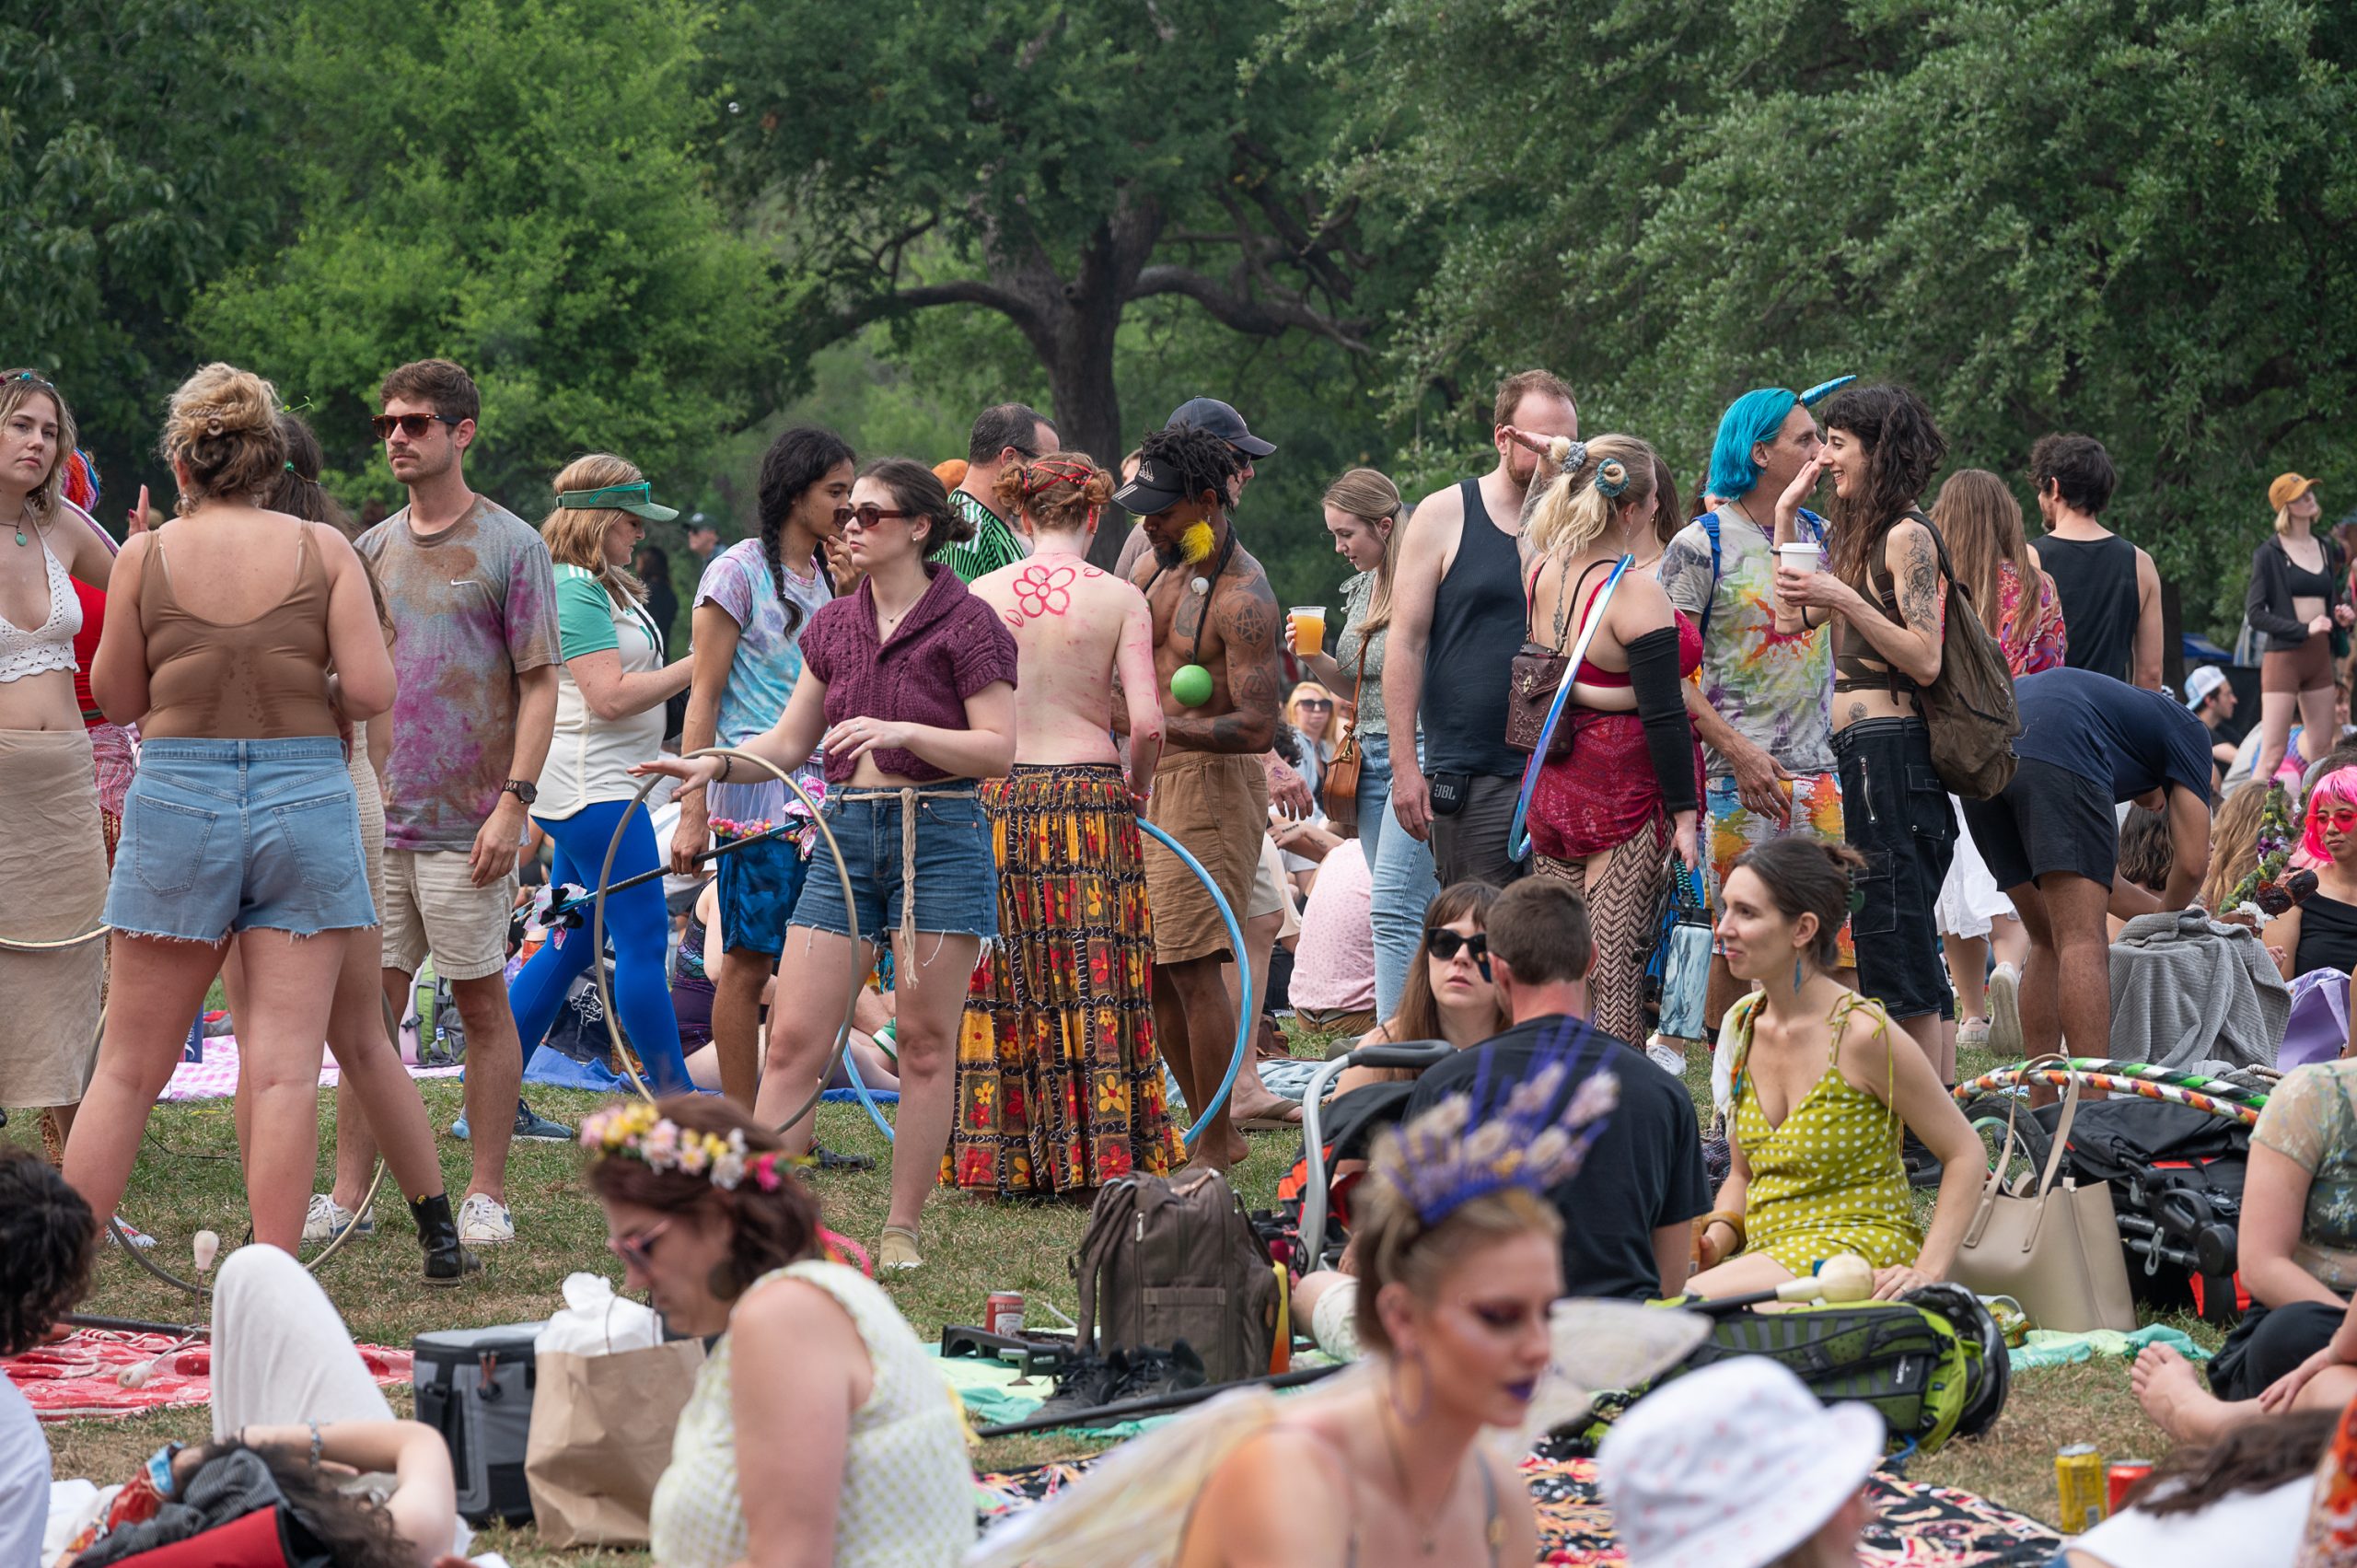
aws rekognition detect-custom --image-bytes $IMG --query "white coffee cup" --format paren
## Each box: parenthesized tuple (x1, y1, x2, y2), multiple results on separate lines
(1776, 540, 1823, 575)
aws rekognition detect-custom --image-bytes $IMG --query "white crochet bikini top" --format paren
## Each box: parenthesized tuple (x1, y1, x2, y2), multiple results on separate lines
(0, 527, 82, 684)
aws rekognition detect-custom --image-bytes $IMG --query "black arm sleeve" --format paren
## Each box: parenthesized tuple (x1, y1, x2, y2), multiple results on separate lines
(1627, 626, 1700, 815)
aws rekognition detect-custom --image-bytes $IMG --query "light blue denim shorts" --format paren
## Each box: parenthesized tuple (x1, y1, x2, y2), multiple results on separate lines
(789, 787, 998, 945)
(107, 737, 377, 941)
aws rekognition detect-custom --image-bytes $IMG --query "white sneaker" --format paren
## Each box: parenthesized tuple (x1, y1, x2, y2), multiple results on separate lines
(457, 1193, 515, 1246)
(1645, 1034, 1688, 1075)
(1985, 962, 2024, 1057)
(302, 1194, 373, 1243)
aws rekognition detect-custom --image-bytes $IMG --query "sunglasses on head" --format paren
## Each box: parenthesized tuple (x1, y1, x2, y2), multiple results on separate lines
(606, 1217, 672, 1270)
(1425, 927, 1489, 963)
(834, 503, 917, 531)
(372, 412, 461, 440)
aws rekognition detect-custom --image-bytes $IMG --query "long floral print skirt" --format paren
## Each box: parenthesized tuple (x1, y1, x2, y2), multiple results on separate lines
(945, 763, 1183, 1196)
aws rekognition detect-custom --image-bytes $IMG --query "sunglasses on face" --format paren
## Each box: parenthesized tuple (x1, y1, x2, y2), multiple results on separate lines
(1296, 698, 1335, 709)
(2322, 807, 2357, 831)
(1425, 927, 1489, 963)
(606, 1217, 672, 1270)
(834, 504, 917, 531)
(372, 412, 460, 441)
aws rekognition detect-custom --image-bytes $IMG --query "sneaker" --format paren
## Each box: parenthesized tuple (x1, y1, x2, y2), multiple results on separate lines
(1985, 963, 2023, 1057)
(1644, 1034, 1687, 1075)
(1955, 1016, 1991, 1051)
(811, 1144, 877, 1173)
(110, 1215, 158, 1250)
(302, 1194, 374, 1243)
(456, 1192, 516, 1246)
(513, 1100, 573, 1142)
(1032, 1353, 1124, 1425)
(1109, 1341, 1207, 1405)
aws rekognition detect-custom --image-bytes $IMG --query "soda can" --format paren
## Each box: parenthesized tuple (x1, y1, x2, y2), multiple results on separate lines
(2107, 1459, 2153, 1516)
(2056, 1444, 2107, 1531)
(985, 1290, 1026, 1338)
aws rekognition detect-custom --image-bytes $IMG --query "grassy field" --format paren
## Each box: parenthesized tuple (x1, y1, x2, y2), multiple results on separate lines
(14, 1039, 2205, 1565)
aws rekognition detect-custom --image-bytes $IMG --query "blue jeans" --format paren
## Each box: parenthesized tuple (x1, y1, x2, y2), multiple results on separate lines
(1354, 731, 1394, 867)
(1369, 743, 1440, 1021)
(109, 737, 374, 940)
(509, 800, 691, 1093)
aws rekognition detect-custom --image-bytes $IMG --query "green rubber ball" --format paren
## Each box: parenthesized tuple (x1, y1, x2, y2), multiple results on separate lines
(1170, 662, 1215, 707)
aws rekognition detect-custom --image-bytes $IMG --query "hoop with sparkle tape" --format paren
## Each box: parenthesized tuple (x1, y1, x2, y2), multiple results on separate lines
(589, 746, 866, 1137)
(1954, 1059, 2269, 1113)
(1505, 552, 1633, 865)
(105, 995, 398, 1298)
(1949, 1066, 2260, 1127)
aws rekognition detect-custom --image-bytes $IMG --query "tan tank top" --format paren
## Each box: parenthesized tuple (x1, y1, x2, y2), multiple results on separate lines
(140, 521, 341, 739)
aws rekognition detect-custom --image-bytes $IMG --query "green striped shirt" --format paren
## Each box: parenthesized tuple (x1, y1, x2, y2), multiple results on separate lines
(941, 489, 1028, 583)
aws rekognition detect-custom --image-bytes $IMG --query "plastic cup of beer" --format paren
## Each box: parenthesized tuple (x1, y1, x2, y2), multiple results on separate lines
(1290, 606, 1327, 657)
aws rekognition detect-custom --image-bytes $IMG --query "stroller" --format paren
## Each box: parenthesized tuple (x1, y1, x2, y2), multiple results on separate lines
(1287, 1040, 2008, 1457)
(1954, 1059, 2265, 1326)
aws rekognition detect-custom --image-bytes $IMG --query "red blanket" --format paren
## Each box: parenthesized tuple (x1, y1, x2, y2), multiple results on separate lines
(6, 1330, 412, 1423)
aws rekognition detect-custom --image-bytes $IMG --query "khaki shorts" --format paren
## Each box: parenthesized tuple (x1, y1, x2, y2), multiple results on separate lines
(1144, 751, 1268, 965)
(382, 848, 516, 981)
(1249, 832, 1300, 941)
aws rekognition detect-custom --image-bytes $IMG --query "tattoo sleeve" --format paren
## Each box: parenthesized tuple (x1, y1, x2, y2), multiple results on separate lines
(1167, 576, 1281, 752)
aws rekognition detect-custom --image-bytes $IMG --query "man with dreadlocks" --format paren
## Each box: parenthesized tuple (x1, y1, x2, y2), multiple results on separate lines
(1116, 424, 1284, 1169)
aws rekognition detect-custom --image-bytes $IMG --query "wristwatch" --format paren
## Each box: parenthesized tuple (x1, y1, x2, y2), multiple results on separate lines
(502, 779, 538, 806)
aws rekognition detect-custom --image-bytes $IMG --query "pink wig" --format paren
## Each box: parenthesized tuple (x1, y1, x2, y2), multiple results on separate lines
(2303, 767, 2357, 860)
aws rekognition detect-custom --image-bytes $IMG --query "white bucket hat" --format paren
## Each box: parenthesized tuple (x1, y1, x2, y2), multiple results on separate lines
(1597, 1358, 1884, 1568)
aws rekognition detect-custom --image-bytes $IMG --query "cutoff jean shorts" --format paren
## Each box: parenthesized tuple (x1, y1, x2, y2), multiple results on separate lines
(789, 785, 999, 946)
(108, 737, 377, 941)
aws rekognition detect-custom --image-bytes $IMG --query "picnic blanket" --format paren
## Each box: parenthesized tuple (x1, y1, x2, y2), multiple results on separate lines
(5, 1330, 412, 1423)
(165, 1038, 463, 1103)
(975, 1441, 2065, 1564)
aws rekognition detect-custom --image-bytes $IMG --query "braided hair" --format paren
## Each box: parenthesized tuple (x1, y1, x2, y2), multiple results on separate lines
(1136, 423, 1245, 513)
(754, 426, 856, 636)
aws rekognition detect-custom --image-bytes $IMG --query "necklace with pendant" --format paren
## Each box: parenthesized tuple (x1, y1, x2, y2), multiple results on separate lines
(13, 502, 28, 548)
(1378, 1408, 1461, 1556)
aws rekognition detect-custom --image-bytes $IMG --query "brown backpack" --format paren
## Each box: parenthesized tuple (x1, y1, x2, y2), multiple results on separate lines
(1853, 510, 2023, 800)
(1071, 1168, 1281, 1386)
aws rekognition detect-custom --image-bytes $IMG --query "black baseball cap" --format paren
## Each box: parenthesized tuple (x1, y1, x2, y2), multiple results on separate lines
(1167, 396, 1276, 458)
(1111, 456, 1193, 515)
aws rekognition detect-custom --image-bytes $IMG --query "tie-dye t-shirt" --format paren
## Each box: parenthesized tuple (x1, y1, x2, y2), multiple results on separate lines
(1658, 506, 1837, 779)
(691, 539, 830, 831)
(357, 495, 561, 852)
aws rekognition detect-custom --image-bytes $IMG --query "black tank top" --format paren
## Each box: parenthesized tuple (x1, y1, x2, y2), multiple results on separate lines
(2038, 533, 2139, 682)
(2296, 893, 2357, 979)
(1422, 477, 1527, 777)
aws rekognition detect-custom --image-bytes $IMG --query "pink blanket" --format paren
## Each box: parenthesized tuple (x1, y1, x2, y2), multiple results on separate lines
(164, 1038, 463, 1102)
(5, 1330, 412, 1423)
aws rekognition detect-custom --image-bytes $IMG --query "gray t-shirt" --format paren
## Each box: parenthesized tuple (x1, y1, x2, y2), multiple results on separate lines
(357, 495, 562, 853)
(1329, 569, 1389, 738)
(1657, 507, 1837, 778)
(0, 1375, 45, 1568)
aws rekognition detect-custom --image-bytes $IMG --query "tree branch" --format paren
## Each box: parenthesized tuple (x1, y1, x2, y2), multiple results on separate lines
(1127, 264, 1370, 353)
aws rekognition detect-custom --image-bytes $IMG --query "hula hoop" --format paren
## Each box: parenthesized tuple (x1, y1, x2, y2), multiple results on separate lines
(1506, 553, 1633, 864)
(108, 994, 401, 1298)
(1949, 1066, 2260, 1128)
(589, 748, 867, 1140)
(839, 1040, 899, 1139)
(0, 924, 110, 951)
(1953, 1060, 2269, 1111)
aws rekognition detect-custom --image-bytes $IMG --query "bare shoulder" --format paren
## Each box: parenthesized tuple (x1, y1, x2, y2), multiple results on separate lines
(1886, 515, 1938, 563)
(731, 1272, 854, 1344)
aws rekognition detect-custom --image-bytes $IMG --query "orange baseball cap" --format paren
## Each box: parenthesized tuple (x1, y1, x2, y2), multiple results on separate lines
(2270, 472, 2318, 510)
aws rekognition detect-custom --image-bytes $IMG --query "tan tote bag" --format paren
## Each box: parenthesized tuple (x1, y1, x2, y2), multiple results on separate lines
(1950, 1057, 2136, 1332)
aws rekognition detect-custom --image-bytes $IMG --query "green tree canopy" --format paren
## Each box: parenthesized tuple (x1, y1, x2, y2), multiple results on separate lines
(5, 0, 282, 500)
(193, 0, 782, 512)
(1286, 0, 2357, 633)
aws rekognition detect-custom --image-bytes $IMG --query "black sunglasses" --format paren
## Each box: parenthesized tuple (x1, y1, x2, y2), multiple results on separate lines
(372, 412, 461, 440)
(832, 503, 919, 531)
(1424, 928, 1489, 962)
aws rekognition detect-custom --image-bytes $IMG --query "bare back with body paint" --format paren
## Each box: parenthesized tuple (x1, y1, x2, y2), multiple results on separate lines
(972, 546, 1166, 801)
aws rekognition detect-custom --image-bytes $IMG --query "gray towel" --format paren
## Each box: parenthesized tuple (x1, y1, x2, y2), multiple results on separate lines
(2107, 909, 2291, 1074)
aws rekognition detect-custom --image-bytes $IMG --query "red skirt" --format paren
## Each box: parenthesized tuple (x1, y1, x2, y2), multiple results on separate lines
(1527, 708, 1701, 860)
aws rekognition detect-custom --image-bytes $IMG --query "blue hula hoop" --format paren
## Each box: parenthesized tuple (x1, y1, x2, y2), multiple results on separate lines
(1506, 553, 1633, 864)
(809, 816, 1253, 1154)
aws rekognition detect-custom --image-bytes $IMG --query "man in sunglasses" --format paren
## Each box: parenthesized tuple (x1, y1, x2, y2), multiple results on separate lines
(1959, 667, 2214, 1069)
(942, 402, 1057, 584)
(354, 357, 562, 1249)
(1407, 879, 1713, 1301)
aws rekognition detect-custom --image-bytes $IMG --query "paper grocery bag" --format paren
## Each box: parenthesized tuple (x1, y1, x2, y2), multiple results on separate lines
(525, 1338, 704, 1546)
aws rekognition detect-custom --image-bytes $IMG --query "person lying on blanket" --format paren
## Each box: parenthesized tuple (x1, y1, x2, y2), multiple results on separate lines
(48, 1241, 470, 1568)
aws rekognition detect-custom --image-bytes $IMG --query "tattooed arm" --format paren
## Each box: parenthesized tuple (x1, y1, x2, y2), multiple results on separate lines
(1786, 519, 1944, 686)
(1168, 577, 1281, 753)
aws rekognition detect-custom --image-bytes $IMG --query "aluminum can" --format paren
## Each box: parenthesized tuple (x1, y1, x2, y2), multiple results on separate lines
(2057, 1444, 2107, 1530)
(985, 1290, 1026, 1337)
(2107, 1459, 2153, 1516)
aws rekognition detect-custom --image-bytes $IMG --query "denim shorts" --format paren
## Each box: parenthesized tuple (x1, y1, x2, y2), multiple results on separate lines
(715, 828, 811, 959)
(789, 787, 998, 945)
(108, 737, 377, 941)
(1833, 719, 1956, 1021)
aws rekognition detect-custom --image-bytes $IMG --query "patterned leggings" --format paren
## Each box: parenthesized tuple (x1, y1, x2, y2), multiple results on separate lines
(1534, 813, 1670, 1044)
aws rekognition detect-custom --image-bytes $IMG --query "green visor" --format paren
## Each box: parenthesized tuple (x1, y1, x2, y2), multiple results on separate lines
(557, 481, 678, 522)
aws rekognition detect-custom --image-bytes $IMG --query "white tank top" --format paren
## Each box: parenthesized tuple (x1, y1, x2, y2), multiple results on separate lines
(0, 527, 81, 685)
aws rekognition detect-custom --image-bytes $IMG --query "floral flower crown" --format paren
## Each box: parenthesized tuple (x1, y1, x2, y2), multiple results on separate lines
(1375, 1061, 1618, 1228)
(578, 1101, 805, 1192)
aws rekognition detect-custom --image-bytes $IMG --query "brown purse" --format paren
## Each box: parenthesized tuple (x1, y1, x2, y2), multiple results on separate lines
(1505, 558, 1617, 760)
(1319, 638, 1366, 831)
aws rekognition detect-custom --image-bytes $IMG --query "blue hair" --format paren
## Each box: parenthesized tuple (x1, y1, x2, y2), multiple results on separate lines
(1706, 388, 1800, 500)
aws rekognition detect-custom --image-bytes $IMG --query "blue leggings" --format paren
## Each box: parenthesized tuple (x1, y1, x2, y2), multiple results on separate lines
(510, 800, 691, 1093)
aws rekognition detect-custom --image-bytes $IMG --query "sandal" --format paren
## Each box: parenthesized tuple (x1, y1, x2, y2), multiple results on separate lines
(878, 1225, 923, 1272)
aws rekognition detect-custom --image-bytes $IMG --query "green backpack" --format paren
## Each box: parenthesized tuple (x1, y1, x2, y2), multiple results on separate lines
(1566, 1285, 2009, 1458)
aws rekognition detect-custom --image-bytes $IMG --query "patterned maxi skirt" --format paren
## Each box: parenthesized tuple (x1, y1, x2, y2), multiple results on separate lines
(946, 763, 1183, 1196)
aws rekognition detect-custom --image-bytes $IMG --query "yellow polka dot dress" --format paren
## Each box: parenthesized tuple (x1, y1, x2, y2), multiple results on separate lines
(1727, 991, 1921, 1272)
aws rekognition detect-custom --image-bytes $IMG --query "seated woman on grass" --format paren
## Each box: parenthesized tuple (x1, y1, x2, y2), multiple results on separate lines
(1688, 837, 1984, 1301)
(2135, 1048, 2357, 1441)
(585, 1095, 972, 1568)
(1331, 881, 1510, 1097)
